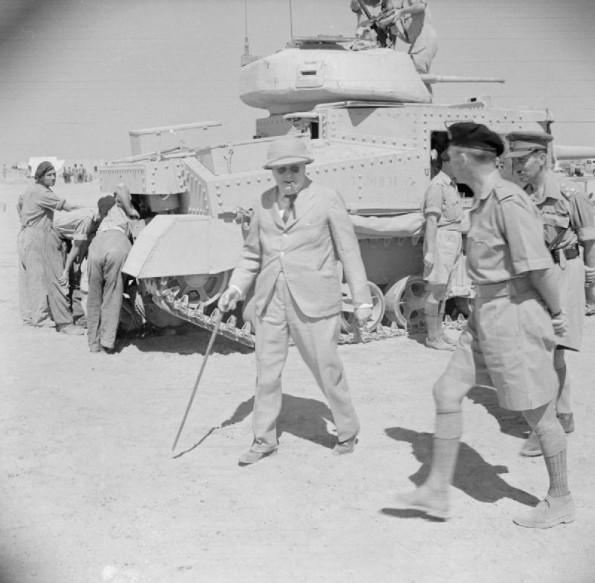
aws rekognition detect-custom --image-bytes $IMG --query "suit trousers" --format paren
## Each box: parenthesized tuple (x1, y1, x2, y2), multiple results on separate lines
(251, 272, 360, 452)
(87, 231, 131, 350)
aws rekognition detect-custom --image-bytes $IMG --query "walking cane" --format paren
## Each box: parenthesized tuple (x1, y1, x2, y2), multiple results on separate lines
(172, 310, 223, 452)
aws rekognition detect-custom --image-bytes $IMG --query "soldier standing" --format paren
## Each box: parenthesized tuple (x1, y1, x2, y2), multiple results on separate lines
(422, 149, 463, 350)
(392, 123, 573, 528)
(505, 131, 595, 456)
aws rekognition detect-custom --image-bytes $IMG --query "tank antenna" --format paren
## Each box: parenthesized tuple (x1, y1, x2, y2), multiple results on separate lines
(241, 0, 255, 66)
(289, 0, 294, 39)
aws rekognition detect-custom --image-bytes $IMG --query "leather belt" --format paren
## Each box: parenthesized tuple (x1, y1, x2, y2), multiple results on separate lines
(437, 223, 461, 231)
(475, 277, 533, 299)
(552, 246, 579, 264)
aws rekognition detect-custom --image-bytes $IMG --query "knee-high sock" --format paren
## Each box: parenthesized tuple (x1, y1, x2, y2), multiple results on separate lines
(426, 411, 462, 493)
(544, 449, 570, 498)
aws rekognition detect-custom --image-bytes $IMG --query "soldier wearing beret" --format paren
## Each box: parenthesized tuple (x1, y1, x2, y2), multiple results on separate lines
(505, 130, 595, 456)
(17, 161, 85, 335)
(392, 122, 573, 528)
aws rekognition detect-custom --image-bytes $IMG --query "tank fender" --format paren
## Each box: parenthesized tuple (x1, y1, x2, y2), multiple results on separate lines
(122, 214, 244, 279)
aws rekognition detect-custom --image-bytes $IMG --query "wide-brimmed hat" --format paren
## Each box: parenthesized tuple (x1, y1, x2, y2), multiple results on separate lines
(504, 130, 553, 158)
(263, 139, 314, 169)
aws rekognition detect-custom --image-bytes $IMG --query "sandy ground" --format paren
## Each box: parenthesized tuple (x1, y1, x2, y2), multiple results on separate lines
(1, 181, 595, 583)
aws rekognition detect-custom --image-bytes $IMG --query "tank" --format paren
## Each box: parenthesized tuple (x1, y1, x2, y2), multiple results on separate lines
(99, 37, 560, 348)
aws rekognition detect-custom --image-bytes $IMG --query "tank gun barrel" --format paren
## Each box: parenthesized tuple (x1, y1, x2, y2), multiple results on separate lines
(553, 145, 595, 160)
(420, 75, 505, 85)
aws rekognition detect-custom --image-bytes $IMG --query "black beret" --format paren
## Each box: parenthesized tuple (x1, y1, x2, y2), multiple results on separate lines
(97, 195, 116, 218)
(448, 122, 504, 157)
(34, 161, 55, 181)
(504, 130, 553, 158)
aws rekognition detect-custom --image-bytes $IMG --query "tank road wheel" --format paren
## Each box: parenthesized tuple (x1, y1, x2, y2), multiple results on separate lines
(340, 281, 386, 332)
(384, 276, 427, 331)
(178, 272, 231, 306)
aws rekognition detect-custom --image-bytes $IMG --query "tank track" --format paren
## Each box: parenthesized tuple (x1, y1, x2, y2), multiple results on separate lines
(147, 278, 407, 348)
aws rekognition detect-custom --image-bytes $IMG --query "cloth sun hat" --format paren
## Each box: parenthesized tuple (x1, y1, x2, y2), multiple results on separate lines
(504, 130, 553, 158)
(263, 139, 314, 170)
(34, 161, 55, 181)
(447, 122, 504, 157)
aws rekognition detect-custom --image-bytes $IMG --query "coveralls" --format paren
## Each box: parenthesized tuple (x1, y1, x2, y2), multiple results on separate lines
(17, 183, 73, 327)
(86, 203, 131, 351)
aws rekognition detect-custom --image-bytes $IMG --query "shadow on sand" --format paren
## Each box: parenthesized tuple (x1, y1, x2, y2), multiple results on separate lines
(467, 385, 529, 439)
(175, 394, 337, 458)
(380, 426, 538, 519)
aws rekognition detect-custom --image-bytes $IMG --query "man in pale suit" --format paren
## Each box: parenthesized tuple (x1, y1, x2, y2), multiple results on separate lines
(219, 138, 372, 466)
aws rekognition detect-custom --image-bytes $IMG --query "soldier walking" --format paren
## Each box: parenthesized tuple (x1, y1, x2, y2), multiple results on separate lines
(392, 123, 573, 528)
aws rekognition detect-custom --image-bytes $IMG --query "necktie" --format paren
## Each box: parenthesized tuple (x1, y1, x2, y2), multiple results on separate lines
(282, 194, 297, 224)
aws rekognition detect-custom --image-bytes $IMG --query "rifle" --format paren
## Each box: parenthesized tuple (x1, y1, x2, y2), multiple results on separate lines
(356, 0, 392, 48)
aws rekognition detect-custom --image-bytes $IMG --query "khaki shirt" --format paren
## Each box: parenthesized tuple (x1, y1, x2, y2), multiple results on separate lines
(17, 183, 66, 229)
(525, 169, 595, 250)
(98, 203, 129, 236)
(466, 171, 553, 285)
(391, 0, 431, 45)
(53, 208, 96, 242)
(422, 170, 463, 228)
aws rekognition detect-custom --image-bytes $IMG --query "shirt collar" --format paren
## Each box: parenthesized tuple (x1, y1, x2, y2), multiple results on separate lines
(524, 169, 562, 204)
(469, 169, 500, 210)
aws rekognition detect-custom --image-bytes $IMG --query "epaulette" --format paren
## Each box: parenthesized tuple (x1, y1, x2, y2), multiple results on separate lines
(493, 182, 516, 203)
(558, 180, 580, 201)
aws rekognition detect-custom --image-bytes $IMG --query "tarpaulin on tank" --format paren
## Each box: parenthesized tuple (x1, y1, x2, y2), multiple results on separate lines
(350, 212, 424, 238)
(122, 214, 244, 278)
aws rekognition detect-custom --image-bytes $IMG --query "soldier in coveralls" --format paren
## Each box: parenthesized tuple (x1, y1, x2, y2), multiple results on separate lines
(505, 131, 595, 456)
(392, 123, 573, 528)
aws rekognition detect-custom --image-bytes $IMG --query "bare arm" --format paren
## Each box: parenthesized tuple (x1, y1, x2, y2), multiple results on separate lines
(583, 239, 595, 303)
(423, 213, 438, 269)
(61, 201, 85, 212)
(529, 267, 562, 315)
(529, 267, 568, 336)
(59, 241, 82, 286)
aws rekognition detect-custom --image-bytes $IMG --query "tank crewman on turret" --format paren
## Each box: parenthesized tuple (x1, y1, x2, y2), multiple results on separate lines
(16, 161, 85, 335)
(350, 0, 396, 50)
(505, 130, 595, 456)
(391, 123, 574, 529)
(350, 1, 437, 73)
(218, 138, 372, 466)
(422, 147, 464, 350)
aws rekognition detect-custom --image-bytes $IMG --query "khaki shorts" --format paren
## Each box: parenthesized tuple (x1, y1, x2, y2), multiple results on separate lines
(442, 283, 557, 411)
(424, 229, 462, 286)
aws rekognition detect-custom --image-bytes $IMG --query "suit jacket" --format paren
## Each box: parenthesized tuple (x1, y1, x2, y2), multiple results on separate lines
(229, 179, 371, 319)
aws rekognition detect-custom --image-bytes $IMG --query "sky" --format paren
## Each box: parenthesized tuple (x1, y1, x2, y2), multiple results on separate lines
(0, 0, 594, 164)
